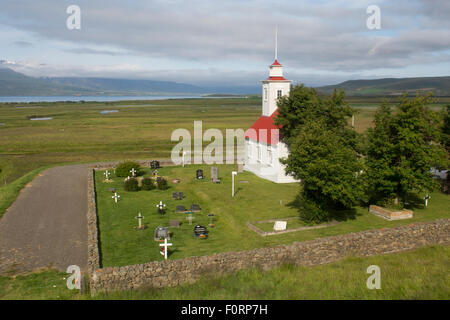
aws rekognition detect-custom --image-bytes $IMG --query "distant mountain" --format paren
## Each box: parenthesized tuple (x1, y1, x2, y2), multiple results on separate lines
(0, 68, 207, 96)
(1, 68, 449, 97)
(0, 68, 94, 96)
(316, 76, 450, 96)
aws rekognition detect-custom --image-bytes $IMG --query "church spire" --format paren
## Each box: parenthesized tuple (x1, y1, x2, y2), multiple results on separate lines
(275, 24, 278, 61)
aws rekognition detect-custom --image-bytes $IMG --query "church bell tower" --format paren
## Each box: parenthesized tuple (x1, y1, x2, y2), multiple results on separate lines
(261, 26, 291, 116)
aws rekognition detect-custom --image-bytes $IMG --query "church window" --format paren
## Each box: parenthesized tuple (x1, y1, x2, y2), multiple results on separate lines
(267, 147, 273, 165)
(277, 90, 282, 98)
(264, 87, 268, 101)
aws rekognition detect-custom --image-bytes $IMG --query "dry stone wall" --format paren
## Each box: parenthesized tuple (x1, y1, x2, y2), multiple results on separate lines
(88, 213, 450, 295)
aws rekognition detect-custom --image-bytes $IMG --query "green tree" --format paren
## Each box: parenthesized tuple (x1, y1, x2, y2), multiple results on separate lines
(442, 105, 450, 152)
(276, 85, 363, 223)
(366, 94, 447, 206)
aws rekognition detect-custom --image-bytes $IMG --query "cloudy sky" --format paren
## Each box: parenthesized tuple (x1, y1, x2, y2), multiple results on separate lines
(0, 0, 449, 87)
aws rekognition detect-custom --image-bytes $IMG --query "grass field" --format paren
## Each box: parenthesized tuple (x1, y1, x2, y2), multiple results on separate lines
(1, 97, 447, 186)
(0, 245, 448, 299)
(95, 164, 449, 267)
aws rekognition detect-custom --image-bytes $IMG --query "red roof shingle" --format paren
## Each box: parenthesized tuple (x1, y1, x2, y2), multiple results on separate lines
(245, 109, 282, 145)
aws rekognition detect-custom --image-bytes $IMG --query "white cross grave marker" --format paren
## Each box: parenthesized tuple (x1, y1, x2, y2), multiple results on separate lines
(159, 238, 172, 260)
(156, 201, 166, 214)
(135, 212, 144, 229)
(186, 213, 194, 225)
(182, 151, 186, 168)
(112, 192, 120, 203)
(130, 168, 137, 177)
(104, 170, 110, 180)
(424, 194, 430, 207)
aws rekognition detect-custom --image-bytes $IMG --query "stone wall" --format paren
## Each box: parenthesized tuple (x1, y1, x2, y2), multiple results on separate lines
(86, 169, 100, 274)
(89, 218, 450, 295)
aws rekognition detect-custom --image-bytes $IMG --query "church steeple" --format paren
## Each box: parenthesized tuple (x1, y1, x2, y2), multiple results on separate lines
(261, 26, 291, 116)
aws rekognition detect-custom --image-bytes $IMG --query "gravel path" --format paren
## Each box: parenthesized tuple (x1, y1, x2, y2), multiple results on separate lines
(0, 165, 89, 275)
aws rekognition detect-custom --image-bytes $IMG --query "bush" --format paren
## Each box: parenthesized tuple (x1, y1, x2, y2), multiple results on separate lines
(124, 178, 139, 192)
(141, 177, 155, 190)
(115, 161, 141, 177)
(157, 178, 169, 190)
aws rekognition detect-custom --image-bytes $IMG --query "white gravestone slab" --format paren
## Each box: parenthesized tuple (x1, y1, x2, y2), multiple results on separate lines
(273, 221, 287, 231)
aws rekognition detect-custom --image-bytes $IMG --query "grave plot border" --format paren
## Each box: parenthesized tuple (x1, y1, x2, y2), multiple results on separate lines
(247, 217, 340, 236)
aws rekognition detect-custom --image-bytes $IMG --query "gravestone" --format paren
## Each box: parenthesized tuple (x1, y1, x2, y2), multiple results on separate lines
(208, 213, 215, 227)
(151, 160, 160, 169)
(193, 225, 208, 238)
(170, 220, 181, 227)
(185, 213, 194, 225)
(156, 201, 166, 214)
(273, 221, 287, 231)
(211, 167, 220, 183)
(109, 188, 116, 193)
(237, 163, 244, 173)
(172, 192, 183, 200)
(176, 205, 186, 213)
(190, 204, 201, 212)
(154, 226, 170, 240)
(196, 169, 204, 180)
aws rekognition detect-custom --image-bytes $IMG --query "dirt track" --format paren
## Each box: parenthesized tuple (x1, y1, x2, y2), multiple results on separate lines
(0, 165, 88, 275)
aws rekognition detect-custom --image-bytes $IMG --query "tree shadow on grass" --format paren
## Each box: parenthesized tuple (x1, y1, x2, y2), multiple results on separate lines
(287, 192, 361, 224)
(403, 193, 426, 210)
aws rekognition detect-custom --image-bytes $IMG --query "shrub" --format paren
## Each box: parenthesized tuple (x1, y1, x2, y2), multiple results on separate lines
(115, 161, 141, 177)
(141, 177, 155, 190)
(124, 178, 139, 192)
(157, 178, 169, 190)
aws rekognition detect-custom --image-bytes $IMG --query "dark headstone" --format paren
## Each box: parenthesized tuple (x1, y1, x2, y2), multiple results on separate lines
(190, 204, 201, 212)
(109, 188, 116, 193)
(172, 192, 183, 200)
(150, 160, 160, 169)
(193, 224, 208, 238)
(176, 205, 186, 213)
(196, 169, 204, 179)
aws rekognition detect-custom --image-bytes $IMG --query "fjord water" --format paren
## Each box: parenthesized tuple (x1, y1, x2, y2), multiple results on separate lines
(0, 95, 203, 103)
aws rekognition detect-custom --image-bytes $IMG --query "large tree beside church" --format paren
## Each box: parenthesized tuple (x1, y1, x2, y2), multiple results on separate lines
(275, 85, 364, 223)
(366, 94, 448, 206)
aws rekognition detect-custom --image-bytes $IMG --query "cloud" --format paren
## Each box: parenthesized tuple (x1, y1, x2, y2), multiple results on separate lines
(0, 0, 449, 84)
(13, 40, 33, 47)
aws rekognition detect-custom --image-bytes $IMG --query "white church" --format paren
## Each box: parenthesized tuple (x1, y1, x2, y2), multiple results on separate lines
(244, 37, 299, 183)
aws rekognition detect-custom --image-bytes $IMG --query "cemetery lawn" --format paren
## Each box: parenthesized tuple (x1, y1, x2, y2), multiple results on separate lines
(0, 245, 448, 299)
(95, 165, 450, 267)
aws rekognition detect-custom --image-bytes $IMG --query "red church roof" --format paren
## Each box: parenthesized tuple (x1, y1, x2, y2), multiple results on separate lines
(271, 59, 282, 66)
(267, 76, 287, 80)
(245, 109, 282, 145)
